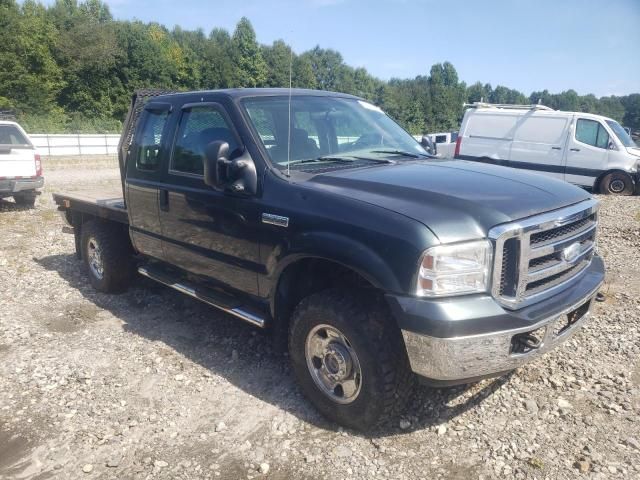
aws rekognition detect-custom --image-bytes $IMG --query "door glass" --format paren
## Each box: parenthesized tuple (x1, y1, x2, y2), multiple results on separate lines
(595, 124, 609, 149)
(172, 106, 238, 175)
(136, 110, 169, 171)
(576, 119, 609, 149)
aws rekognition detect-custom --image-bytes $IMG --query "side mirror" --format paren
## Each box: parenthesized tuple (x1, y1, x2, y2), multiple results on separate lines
(204, 141, 231, 187)
(204, 141, 257, 196)
(608, 141, 616, 150)
(421, 135, 436, 155)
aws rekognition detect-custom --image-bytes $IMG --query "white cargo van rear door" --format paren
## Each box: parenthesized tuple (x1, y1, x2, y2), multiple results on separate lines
(510, 113, 570, 180)
(0, 124, 36, 178)
(565, 118, 609, 187)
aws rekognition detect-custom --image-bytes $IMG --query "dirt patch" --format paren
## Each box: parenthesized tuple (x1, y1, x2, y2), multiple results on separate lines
(0, 425, 33, 476)
(0, 165, 639, 480)
(44, 303, 101, 333)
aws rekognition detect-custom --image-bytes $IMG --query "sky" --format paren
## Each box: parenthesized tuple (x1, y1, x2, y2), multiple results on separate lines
(40, 0, 640, 97)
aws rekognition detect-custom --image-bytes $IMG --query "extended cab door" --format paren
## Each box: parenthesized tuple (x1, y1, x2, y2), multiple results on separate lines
(565, 117, 610, 187)
(125, 102, 172, 260)
(157, 101, 261, 296)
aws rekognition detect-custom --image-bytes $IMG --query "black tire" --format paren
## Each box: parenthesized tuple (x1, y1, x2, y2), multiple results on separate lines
(80, 220, 134, 293)
(599, 172, 634, 195)
(288, 289, 413, 430)
(13, 191, 37, 208)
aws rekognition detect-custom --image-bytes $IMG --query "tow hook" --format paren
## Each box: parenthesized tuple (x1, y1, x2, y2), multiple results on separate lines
(511, 330, 544, 355)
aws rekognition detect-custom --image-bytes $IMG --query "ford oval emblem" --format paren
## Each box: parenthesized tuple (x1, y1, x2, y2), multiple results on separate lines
(562, 242, 582, 263)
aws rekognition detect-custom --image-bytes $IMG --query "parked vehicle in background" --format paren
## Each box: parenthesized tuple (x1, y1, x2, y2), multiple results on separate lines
(414, 132, 457, 158)
(0, 120, 43, 207)
(455, 102, 640, 195)
(54, 89, 604, 429)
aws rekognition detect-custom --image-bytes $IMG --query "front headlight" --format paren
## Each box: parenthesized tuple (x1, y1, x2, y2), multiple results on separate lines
(416, 240, 493, 297)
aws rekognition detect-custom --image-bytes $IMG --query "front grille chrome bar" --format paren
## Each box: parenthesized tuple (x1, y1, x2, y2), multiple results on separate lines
(489, 198, 599, 310)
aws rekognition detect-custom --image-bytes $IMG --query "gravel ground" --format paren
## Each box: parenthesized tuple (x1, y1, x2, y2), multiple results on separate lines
(1, 156, 639, 480)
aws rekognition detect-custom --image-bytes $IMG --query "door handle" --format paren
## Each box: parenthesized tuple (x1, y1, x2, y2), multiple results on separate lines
(570, 148, 580, 152)
(551, 147, 562, 150)
(159, 189, 169, 211)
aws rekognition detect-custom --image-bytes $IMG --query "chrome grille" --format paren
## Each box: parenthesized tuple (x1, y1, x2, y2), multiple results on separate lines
(489, 199, 599, 310)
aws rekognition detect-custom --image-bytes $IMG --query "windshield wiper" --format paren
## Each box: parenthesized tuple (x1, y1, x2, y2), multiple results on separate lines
(287, 155, 394, 165)
(368, 149, 427, 158)
(286, 156, 355, 165)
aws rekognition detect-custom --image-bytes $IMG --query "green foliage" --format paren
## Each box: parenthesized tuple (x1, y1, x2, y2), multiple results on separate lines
(0, 0, 637, 134)
(231, 17, 267, 87)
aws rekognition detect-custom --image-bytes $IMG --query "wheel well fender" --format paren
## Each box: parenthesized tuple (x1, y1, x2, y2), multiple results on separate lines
(593, 169, 635, 192)
(267, 233, 405, 348)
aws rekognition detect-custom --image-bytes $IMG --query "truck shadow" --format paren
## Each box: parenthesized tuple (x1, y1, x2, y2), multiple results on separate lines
(36, 253, 511, 438)
(0, 198, 33, 212)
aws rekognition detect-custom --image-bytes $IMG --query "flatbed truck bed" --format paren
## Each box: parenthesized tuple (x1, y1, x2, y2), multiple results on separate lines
(53, 187, 128, 225)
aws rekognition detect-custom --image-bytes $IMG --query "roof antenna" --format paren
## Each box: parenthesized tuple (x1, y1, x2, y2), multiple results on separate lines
(286, 46, 293, 176)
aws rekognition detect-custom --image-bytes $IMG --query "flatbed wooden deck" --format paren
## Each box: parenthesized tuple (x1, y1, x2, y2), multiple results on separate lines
(53, 186, 128, 224)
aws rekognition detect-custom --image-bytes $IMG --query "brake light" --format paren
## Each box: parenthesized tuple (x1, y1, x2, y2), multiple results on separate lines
(35, 153, 43, 177)
(454, 136, 462, 158)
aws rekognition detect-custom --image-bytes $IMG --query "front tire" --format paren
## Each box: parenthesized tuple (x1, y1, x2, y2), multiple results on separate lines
(80, 220, 134, 293)
(13, 191, 37, 208)
(288, 289, 413, 430)
(599, 172, 634, 195)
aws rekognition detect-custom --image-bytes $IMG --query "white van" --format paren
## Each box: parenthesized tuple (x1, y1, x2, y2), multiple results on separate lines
(0, 120, 43, 207)
(454, 103, 640, 195)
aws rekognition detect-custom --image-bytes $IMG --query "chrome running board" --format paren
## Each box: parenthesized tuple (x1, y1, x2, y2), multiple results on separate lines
(138, 266, 265, 328)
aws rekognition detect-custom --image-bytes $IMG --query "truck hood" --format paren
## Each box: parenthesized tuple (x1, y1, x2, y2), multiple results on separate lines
(627, 147, 640, 158)
(308, 160, 591, 243)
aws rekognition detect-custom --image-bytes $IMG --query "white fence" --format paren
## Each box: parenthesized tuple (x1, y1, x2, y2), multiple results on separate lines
(31, 134, 120, 156)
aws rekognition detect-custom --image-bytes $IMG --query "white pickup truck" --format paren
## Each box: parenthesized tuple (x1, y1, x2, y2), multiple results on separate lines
(0, 120, 43, 207)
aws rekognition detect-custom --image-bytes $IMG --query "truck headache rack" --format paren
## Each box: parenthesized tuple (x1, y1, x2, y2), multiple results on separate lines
(0, 110, 17, 121)
(118, 89, 177, 202)
(463, 102, 554, 111)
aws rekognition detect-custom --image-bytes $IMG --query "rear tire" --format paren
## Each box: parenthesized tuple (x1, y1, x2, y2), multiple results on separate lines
(288, 289, 413, 430)
(13, 191, 36, 208)
(599, 172, 634, 195)
(80, 220, 134, 293)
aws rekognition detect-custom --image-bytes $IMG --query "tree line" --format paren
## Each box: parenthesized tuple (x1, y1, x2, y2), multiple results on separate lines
(1, 0, 639, 135)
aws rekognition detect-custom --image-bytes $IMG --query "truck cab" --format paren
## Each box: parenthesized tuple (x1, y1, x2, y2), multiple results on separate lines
(54, 89, 605, 430)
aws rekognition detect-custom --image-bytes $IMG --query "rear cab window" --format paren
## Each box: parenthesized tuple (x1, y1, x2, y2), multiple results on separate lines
(0, 124, 30, 146)
(136, 109, 170, 171)
(575, 119, 609, 149)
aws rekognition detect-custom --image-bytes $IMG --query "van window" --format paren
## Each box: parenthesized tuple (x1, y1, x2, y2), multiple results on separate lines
(136, 110, 169, 171)
(435, 135, 447, 144)
(171, 106, 238, 176)
(514, 117, 568, 144)
(466, 114, 519, 139)
(575, 119, 609, 149)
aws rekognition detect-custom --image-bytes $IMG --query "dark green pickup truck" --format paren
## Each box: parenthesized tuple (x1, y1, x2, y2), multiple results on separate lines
(54, 88, 604, 429)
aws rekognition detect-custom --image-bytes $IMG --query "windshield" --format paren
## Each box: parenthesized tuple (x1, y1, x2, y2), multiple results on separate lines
(605, 120, 637, 148)
(242, 95, 428, 169)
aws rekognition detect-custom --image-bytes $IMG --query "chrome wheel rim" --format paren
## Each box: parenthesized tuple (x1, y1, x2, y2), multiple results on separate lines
(305, 324, 362, 404)
(609, 179, 625, 193)
(87, 238, 104, 280)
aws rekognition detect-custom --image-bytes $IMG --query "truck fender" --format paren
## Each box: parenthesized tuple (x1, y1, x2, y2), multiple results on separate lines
(267, 231, 404, 314)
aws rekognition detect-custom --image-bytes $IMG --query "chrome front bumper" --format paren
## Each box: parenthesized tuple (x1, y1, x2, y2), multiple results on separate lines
(0, 177, 44, 193)
(401, 286, 599, 382)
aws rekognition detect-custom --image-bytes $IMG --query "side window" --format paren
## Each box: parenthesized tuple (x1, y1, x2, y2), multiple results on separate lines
(435, 135, 447, 144)
(171, 106, 238, 176)
(136, 110, 169, 171)
(575, 119, 609, 149)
